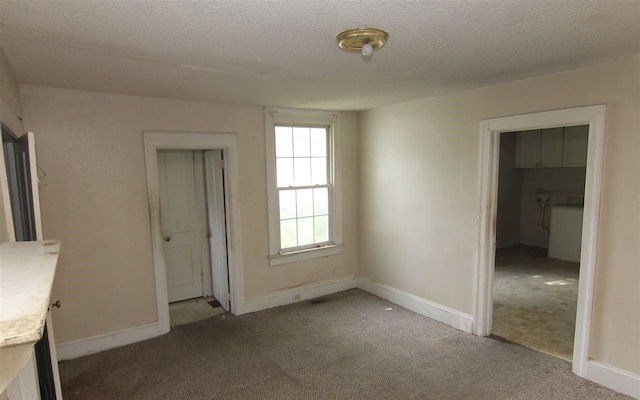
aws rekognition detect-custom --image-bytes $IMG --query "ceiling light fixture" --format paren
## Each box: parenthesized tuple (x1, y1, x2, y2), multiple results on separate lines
(336, 28, 388, 57)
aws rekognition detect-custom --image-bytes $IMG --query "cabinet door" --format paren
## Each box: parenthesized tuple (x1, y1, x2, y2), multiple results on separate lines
(515, 130, 540, 168)
(563, 125, 589, 167)
(539, 127, 564, 167)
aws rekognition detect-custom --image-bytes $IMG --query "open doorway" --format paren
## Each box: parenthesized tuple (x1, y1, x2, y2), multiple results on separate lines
(143, 131, 246, 336)
(492, 126, 588, 361)
(157, 150, 230, 327)
(474, 105, 606, 378)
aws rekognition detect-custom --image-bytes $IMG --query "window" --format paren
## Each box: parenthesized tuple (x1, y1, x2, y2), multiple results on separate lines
(265, 108, 343, 266)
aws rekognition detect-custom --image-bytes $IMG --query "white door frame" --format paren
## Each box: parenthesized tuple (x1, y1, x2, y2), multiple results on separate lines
(143, 131, 246, 335)
(473, 105, 606, 377)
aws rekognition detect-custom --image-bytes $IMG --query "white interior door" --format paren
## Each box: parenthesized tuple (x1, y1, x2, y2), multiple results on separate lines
(158, 151, 204, 303)
(204, 150, 230, 311)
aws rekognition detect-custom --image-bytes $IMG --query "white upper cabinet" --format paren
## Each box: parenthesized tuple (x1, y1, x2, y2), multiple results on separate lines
(515, 130, 540, 168)
(539, 128, 564, 167)
(515, 128, 563, 168)
(562, 125, 589, 167)
(515, 126, 588, 168)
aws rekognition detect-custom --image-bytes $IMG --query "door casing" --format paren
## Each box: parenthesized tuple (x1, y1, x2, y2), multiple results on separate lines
(473, 105, 606, 378)
(143, 131, 246, 335)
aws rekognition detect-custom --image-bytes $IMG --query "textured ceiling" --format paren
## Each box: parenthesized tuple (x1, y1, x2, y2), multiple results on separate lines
(0, 0, 639, 110)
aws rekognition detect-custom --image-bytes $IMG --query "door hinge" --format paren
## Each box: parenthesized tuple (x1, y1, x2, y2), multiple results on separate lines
(226, 292, 231, 301)
(206, 231, 211, 238)
(219, 159, 225, 169)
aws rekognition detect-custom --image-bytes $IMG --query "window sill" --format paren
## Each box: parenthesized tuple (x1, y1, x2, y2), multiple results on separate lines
(269, 244, 345, 267)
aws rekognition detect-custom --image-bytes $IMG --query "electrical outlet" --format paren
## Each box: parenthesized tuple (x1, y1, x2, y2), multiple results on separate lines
(293, 294, 301, 301)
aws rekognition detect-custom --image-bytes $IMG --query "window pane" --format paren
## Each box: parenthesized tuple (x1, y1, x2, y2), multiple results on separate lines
(311, 157, 327, 185)
(294, 158, 311, 186)
(276, 158, 294, 187)
(296, 189, 313, 218)
(293, 127, 310, 157)
(314, 188, 328, 215)
(279, 190, 296, 219)
(310, 128, 327, 157)
(314, 215, 329, 243)
(280, 219, 297, 249)
(275, 126, 293, 157)
(297, 217, 314, 246)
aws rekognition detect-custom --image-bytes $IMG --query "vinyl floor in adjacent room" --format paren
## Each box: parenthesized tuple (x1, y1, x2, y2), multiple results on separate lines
(169, 296, 225, 327)
(492, 245, 580, 361)
(59, 289, 631, 400)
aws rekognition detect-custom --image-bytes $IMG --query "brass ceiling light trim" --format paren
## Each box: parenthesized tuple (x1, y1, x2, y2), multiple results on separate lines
(337, 28, 388, 57)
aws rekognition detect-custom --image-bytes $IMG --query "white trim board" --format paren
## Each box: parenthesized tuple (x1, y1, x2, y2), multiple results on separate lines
(586, 362, 640, 399)
(357, 278, 473, 333)
(56, 322, 163, 361)
(243, 277, 357, 314)
(473, 105, 606, 378)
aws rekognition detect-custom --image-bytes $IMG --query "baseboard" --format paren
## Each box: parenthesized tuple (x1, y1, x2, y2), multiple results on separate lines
(56, 322, 168, 361)
(357, 278, 473, 333)
(496, 238, 520, 249)
(586, 361, 640, 399)
(242, 277, 357, 314)
(519, 240, 549, 249)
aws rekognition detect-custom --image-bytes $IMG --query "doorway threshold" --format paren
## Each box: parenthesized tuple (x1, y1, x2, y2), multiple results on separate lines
(169, 296, 225, 327)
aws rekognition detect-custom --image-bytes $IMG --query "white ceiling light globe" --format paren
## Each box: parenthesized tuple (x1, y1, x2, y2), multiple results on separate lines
(362, 43, 373, 57)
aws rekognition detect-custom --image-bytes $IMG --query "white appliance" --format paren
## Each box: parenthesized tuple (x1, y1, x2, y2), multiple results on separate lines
(548, 204, 584, 263)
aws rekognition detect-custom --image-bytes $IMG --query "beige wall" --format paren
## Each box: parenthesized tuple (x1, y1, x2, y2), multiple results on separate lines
(0, 48, 23, 122)
(0, 47, 23, 244)
(20, 86, 358, 343)
(358, 57, 639, 374)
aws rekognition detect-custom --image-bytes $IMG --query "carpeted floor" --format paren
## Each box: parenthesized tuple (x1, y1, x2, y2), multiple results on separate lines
(59, 289, 631, 400)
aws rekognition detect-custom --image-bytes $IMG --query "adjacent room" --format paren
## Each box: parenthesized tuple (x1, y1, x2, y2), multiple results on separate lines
(493, 127, 588, 361)
(1, 1, 638, 399)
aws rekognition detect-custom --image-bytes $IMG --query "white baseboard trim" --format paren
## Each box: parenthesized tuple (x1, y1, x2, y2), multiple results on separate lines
(586, 361, 640, 399)
(520, 240, 549, 249)
(357, 278, 473, 333)
(242, 277, 357, 314)
(56, 321, 168, 361)
(496, 238, 520, 250)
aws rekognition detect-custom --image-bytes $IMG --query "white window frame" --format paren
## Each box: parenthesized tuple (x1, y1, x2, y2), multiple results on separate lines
(265, 107, 343, 266)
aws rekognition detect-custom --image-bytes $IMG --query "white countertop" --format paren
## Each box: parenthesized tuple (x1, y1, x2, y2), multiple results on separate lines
(0, 240, 60, 348)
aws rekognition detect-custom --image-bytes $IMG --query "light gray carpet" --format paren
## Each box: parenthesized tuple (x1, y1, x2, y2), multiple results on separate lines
(59, 289, 631, 399)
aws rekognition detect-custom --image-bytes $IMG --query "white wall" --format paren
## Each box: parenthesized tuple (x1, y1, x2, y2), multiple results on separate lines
(20, 86, 358, 343)
(358, 57, 639, 375)
(496, 133, 522, 248)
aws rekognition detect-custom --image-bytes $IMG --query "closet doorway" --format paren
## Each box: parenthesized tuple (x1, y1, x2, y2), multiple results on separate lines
(143, 131, 245, 334)
(158, 150, 230, 326)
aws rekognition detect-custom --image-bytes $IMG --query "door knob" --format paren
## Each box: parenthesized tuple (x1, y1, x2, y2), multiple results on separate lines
(164, 236, 171, 242)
